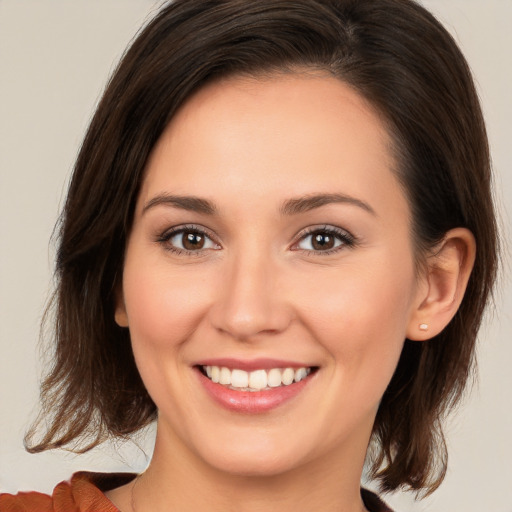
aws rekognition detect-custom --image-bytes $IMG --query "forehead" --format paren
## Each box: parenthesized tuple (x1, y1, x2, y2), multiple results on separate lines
(138, 72, 407, 222)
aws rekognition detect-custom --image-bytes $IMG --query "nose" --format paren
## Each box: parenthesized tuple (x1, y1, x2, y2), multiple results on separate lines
(209, 250, 292, 341)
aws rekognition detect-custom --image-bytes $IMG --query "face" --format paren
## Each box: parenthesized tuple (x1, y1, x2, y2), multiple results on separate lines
(116, 73, 425, 478)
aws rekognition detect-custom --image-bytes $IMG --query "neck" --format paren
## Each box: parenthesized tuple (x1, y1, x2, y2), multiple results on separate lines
(133, 423, 370, 512)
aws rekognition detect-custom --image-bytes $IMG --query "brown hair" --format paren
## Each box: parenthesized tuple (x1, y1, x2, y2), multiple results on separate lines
(26, 0, 498, 496)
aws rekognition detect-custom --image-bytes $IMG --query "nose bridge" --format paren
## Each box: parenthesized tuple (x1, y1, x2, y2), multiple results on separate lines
(211, 241, 290, 339)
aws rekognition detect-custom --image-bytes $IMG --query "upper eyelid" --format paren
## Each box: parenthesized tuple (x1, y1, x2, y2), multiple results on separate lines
(161, 223, 218, 240)
(293, 224, 354, 240)
(157, 225, 221, 256)
(290, 225, 356, 251)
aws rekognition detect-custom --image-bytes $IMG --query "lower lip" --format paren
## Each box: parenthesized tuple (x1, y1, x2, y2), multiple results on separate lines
(196, 369, 313, 414)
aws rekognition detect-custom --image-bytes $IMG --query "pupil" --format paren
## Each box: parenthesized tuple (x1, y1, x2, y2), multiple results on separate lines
(312, 232, 334, 250)
(183, 232, 204, 250)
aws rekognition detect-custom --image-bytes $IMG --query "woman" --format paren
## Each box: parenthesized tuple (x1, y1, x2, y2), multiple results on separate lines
(0, 0, 499, 511)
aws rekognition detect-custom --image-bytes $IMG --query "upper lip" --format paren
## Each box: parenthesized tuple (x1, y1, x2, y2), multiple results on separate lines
(195, 358, 315, 372)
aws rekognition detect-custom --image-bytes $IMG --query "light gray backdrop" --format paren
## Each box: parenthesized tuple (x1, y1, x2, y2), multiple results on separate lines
(0, 1, 510, 511)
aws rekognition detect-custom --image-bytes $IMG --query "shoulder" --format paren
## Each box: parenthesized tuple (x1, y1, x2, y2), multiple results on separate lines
(361, 488, 394, 512)
(0, 472, 136, 512)
(0, 489, 52, 512)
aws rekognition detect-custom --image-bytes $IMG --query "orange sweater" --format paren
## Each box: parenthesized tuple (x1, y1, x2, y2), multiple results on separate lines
(0, 472, 134, 512)
(0, 472, 392, 511)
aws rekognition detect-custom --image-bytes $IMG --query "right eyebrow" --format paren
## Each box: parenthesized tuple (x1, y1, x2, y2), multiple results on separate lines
(280, 193, 376, 217)
(142, 194, 217, 215)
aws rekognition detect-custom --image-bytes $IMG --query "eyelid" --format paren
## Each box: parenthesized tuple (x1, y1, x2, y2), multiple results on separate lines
(157, 224, 221, 255)
(290, 224, 356, 254)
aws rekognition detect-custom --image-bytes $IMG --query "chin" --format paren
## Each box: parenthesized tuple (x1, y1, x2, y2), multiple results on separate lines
(204, 447, 309, 478)
(188, 426, 326, 478)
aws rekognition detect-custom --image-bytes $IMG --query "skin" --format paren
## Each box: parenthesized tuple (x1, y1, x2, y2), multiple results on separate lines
(109, 72, 475, 512)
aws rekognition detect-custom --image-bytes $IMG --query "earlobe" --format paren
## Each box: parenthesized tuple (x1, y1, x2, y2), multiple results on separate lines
(407, 228, 476, 341)
(114, 288, 129, 328)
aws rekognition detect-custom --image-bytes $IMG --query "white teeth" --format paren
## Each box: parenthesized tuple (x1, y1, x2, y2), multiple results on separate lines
(282, 368, 295, 385)
(267, 368, 282, 387)
(294, 367, 307, 382)
(231, 369, 249, 388)
(203, 365, 312, 391)
(248, 369, 267, 390)
(219, 367, 231, 385)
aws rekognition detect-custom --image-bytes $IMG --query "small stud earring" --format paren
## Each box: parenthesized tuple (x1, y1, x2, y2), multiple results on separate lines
(419, 323, 429, 331)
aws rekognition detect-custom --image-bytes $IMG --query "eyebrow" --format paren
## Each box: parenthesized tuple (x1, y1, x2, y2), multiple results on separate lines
(280, 193, 376, 216)
(142, 192, 375, 217)
(142, 194, 217, 215)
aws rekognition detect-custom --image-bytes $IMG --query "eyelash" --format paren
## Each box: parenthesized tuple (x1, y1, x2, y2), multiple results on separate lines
(292, 225, 356, 255)
(156, 224, 220, 257)
(156, 224, 356, 257)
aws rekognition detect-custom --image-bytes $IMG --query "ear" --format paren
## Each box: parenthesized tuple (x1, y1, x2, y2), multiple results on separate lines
(407, 228, 476, 341)
(114, 285, 129, 328)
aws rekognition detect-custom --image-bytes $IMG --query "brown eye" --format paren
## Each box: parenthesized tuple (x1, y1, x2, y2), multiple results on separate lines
(164, 227, 220, 253)
(311, 232, 335, 250)
(182, 232, 205, 250)
(296, 227, 353, 253)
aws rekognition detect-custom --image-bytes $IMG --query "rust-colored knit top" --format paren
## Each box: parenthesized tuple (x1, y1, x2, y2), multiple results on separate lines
(0, 473, 132, 512)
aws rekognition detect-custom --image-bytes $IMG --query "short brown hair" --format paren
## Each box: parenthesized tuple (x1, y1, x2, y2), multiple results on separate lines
(26, 0, 498, 495)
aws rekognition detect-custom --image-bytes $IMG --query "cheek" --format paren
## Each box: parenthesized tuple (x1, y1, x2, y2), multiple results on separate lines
(297, 252, 416, 378)
(121, 255, 214, 353)
(297, 264, 416, 439)
(120, 256, 219, 411)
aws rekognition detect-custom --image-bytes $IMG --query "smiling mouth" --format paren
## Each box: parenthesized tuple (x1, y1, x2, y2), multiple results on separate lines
(199, 365, 316, 392)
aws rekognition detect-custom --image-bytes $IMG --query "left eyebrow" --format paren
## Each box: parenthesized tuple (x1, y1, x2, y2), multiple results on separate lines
(280, 193, 376, 216)
(142, 194, 217, 215)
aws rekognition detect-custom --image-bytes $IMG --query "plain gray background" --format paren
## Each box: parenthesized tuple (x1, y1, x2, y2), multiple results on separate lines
(0, 1, 511, 511)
